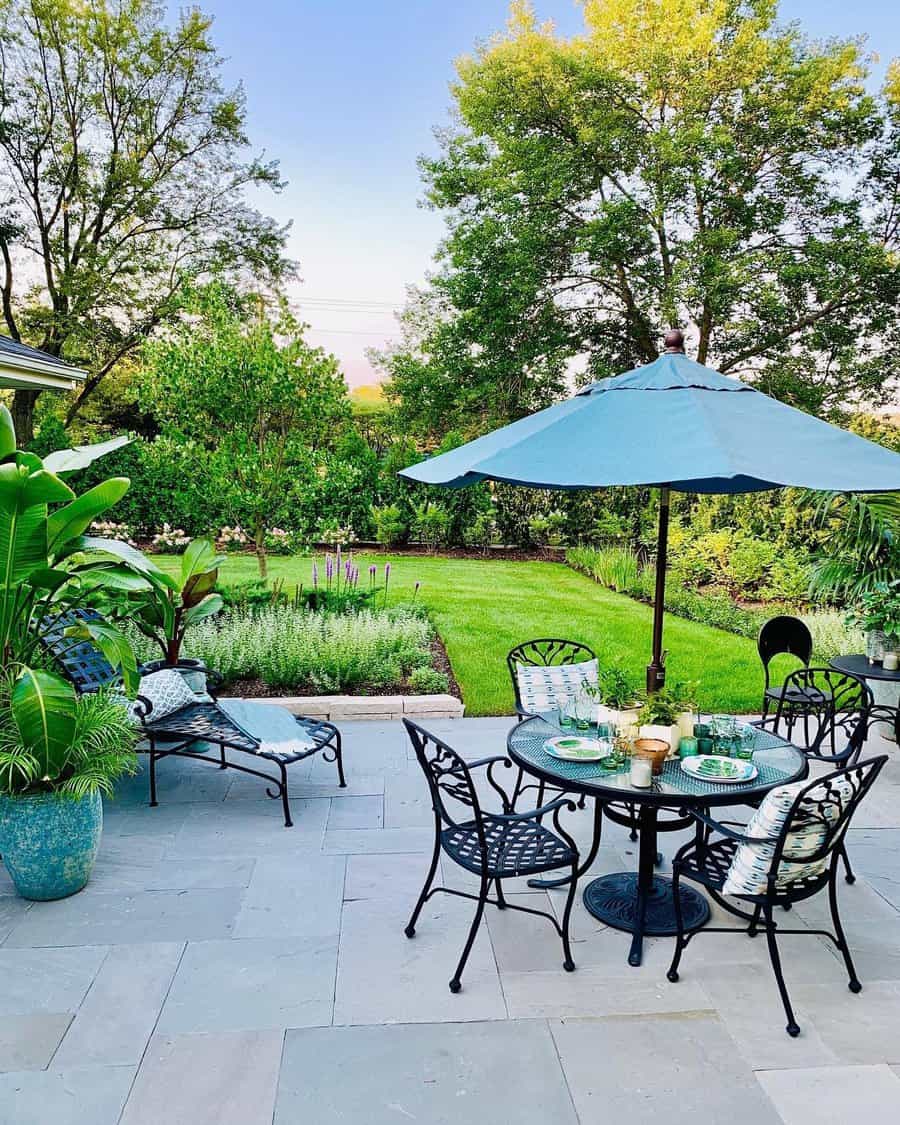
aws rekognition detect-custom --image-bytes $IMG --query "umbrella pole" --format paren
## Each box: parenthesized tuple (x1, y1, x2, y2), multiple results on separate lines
(646, 485, 671, 694)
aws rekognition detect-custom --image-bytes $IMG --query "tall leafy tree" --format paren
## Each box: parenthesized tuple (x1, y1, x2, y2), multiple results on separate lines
(379, 0, 900, 437)
(141, 283, 350, 578)
(0, 0, 291, 441)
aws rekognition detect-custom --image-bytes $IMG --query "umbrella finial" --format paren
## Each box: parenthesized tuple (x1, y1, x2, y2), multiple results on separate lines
(663, 328, 685, 354)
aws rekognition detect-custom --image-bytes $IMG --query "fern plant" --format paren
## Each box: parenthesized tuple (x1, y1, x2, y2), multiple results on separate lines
(0, 673, 138, 798)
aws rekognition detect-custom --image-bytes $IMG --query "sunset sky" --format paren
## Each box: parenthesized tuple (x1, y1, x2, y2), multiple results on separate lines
(187, 1, 900, 387)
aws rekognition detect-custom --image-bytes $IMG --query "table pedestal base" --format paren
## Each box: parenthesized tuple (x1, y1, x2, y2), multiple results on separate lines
(583, 873, 710, 966)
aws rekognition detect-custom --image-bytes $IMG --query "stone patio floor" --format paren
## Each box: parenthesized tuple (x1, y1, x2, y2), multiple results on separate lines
(2, 713, 900, 1124)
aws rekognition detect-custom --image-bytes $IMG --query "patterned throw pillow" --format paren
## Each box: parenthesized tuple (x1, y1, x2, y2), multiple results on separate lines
(128, 668, 197, 724)
(515, 658, 599, 714)
(722, 775, 856, 896)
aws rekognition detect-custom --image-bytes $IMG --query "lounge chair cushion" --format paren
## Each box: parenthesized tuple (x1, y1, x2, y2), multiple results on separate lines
(130, 668, 198, 723)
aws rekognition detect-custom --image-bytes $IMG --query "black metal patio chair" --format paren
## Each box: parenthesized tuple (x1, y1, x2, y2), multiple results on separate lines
(770, 667, 872, 884)
(507, 638, 600, 814)
(757, 615, 815, 730)
(39, 608, 345, 827)
(666, 756, 887, 1037)
(403, 718, 579, 993)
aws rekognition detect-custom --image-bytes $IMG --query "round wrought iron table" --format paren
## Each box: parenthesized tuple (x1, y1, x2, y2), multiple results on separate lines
(507, 716, 807, 967)
(830, 654, 900, 742)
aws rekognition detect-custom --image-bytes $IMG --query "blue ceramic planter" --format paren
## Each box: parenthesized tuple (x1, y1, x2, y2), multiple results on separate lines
(0, 790, 102, 900)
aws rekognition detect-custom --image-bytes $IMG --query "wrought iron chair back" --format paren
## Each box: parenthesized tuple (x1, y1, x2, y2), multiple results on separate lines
(507, 638, 596, 714)
(403, 719, 490, 845)
(766, 757, 885, 891)
(39, 607, 121, 693)
(758, 615, 813, 690)
(772, 667, 872, 764)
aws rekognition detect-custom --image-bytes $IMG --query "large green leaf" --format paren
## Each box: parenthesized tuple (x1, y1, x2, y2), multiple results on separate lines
(11, 668, 78, 781)
(43, 435, 132, 475)
(0, 405, 16, 461)
(0, 497, 48, 592)
(65, 618, 140, 696)
(46, 478, 131, 555)
(57, 535, 176, 585)
(75, 567, 154, 593)
(182, 592, 224, 626)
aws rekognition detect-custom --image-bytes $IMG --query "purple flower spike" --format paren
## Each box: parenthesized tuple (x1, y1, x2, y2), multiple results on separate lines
(369, 564, 376, 575)
(385, 563, 391, 577)
(312, 562, 318, 588)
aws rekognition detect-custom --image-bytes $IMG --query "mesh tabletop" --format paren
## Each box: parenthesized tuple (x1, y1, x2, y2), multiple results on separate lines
(507, 717, 807, 807)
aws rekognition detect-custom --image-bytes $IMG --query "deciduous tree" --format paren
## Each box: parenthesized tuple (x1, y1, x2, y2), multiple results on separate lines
(379, 0, 900, 435)
(0, 0, 291, 441)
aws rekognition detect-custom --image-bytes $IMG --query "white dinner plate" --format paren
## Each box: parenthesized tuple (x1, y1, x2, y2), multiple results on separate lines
(680, 755, 757, 784)
(544, 736, 607, 762)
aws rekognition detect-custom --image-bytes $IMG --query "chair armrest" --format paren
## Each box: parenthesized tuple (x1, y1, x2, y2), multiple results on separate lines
(465, 754, 512, 771)
(492, 795, 576, 824)
(684, 807, 781, 846)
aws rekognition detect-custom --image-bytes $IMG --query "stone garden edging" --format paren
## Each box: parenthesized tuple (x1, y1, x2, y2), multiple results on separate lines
(249, 693, 464, 721)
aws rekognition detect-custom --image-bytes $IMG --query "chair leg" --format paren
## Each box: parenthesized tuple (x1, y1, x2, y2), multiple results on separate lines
(148, 741, 159, 808)
(494, 878, 507, 909)
(278, 762, 293, 828)
(449, 872, 489, 993)
(560, 860, 577, 972)
(219, 742, 227, 770)
(666, 866, 686, 983)
(629, 801, 638, 842)
(829, 866, 862, 993)
(763, 905, 801, 1037)
(840, 843, 856, 885)
(332, 730, 347, 788)
(405, 825, 440, 939)
(747, 903, 762, 937)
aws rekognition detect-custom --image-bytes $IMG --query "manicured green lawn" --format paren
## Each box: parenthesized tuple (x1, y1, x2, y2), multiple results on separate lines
(155, 552, 766, 716)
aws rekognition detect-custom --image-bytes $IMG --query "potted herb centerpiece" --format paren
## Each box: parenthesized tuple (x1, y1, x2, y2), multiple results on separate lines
(597, 664, 642, 739)
(638, 688, 681, 756)
(850, 582, 900, 665)
(0, 406, 147, 900)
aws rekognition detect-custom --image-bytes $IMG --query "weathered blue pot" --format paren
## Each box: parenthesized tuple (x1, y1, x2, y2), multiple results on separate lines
(0, 790, 102, 901)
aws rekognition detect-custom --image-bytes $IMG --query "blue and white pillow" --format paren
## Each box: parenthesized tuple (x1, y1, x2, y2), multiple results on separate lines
(127, 668, 197, 724)
(515, 658, 599, 715)
(722, 775, 855, 896)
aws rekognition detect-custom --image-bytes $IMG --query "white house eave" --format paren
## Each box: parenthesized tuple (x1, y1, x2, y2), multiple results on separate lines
(0, 355, 86, 391)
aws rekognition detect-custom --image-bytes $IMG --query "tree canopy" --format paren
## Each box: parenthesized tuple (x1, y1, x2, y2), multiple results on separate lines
(0, 0, 292, 440)
(141, 282, 350, 576)
(376, 0, 900, 438)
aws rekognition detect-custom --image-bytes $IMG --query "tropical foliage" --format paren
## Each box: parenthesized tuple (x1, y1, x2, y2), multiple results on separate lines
(0, 404, 147, 796)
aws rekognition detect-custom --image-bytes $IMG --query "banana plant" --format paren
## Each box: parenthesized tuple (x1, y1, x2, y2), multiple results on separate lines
(129, 538, 225, 665)
(0, 405, 154, 792)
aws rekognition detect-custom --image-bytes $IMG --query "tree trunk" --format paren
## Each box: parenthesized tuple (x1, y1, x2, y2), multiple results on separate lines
(255, 533, 268, 580)
(10, 388, 41, 446)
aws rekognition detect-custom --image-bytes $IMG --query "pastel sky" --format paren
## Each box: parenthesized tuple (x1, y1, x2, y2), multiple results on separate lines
(184, 1, 900, 387)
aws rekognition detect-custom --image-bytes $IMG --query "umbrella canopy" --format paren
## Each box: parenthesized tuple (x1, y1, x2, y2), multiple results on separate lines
(400, 333, 900, 691)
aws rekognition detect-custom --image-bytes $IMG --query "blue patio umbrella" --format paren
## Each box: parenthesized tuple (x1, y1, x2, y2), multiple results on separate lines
(400, 331, 900, 691)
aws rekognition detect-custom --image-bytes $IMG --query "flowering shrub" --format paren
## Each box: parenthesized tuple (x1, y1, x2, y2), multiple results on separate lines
(135, 605, 437, 693)
(89, 519, 136, 546)
(265, 527, 305, 555)
(316, 519, 354, 547)
(151, 523, 191, 552)
(218, 525, 250, 550)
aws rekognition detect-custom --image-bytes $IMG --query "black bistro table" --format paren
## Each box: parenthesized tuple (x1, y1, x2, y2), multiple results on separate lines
(507, 716, 807, 967)
(830, 654, 900, 742)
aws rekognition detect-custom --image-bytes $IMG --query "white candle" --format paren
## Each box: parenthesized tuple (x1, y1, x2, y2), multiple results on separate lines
(630, 758, 653, 788)
(884, 652, 899, 672)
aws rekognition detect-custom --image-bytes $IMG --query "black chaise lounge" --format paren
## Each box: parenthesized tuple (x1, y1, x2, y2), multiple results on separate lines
(41, 608, 345, 826)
